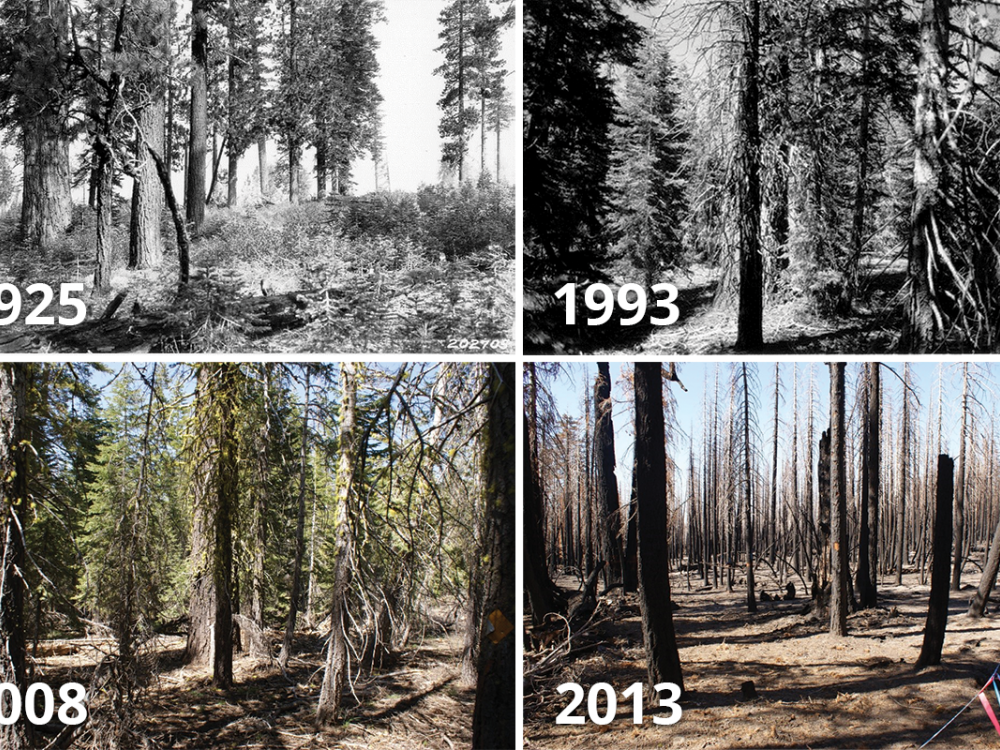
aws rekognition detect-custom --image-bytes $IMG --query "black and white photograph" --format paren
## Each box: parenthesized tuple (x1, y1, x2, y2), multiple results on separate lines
(0, 0, 516, 354)
(524, 0, 1000, 355)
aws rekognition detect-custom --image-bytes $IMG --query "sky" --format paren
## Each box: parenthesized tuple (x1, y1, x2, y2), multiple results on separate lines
(1, 0, 519, 207)
(543, 362, 989, 508)
(352, 0, 519, 193)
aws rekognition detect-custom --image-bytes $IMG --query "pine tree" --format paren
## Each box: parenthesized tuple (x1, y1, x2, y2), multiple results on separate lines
(524, 0, 649, 259)
(608, 37, 688, 288)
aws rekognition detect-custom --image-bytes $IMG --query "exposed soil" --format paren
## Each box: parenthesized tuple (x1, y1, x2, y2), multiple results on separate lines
(524, 571, 1000, 749)
(33, 629, 473, 749)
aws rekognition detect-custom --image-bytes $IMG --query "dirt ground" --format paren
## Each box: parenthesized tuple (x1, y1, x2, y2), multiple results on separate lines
(34, 628, 473, 749)
(524, 570, 1000, 749)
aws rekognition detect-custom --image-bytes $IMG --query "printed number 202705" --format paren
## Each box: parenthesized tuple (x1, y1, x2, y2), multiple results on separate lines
(0, 283, 87, 326)
(555, 283, 680, 327)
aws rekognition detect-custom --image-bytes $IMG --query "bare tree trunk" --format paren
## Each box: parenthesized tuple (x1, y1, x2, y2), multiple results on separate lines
(952, 364, 969, 590)
(129, 97, 166, 268)
(595, 362, 624, 588)
(186, 0, 209, 230)
(968, 513, 1000, 618)
(317, 364, 357, 726)
(905, 0, 951, 348)
(0, 365, 30, 749)
(634, 363, 684, 693)
(917, 455, 953, 669)
(279, 368, 311, 670)
(471, 363, 515, 750)
(829, 363, 848, 636)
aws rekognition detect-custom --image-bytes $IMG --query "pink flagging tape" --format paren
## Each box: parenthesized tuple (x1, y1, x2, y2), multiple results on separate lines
(920, 668, 1000, 748)
(979, 690, 1000, 738)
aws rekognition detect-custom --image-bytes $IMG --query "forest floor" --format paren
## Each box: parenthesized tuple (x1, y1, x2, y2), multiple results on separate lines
(34, 627, 474, 749)
(524, 570, 1000, 749)
(0, 204, 515, 354)
(524, 254, 908, 355)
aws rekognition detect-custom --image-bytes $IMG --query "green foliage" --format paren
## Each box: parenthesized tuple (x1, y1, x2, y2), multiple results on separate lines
(418, 181, 514, 259)
(524, 0, 651, 258)
(80, 365, 187, 631)
(608, 38, 689, 287)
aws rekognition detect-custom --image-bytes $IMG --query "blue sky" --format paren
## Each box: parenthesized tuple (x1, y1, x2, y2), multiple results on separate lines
(541, 362, 989, 505)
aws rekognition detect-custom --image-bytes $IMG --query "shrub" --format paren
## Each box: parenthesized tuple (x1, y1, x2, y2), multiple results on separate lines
(417, 181, 514, 259)
(332, 192, 421, 243)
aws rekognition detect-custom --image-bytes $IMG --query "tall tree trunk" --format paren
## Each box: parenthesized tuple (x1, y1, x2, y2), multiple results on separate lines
(905, 0, 951, 349)
(20, 0, 72, 248)
(94, 138, 116, 293)
(316, 139, 327, 201)
(212, 365, 238, 689)
(859, 363, 880, 608)
(129, 97, 166, 269)
(735, 0, 763, 351)
(952, 364, 968, 590)
(524, 415, 564, 624)
(595, 362, 624, 588)
(227, 0, 240, 208)
(279, 368, 311, 670)
(917, 455, 953, 669)
(968, 513, 1000, 618)
(187, 0, 209, 230)
(317, 364, 357, 726)
(842, 0, 872, 312)
(0, 365, 29, 749)
(258, 136, 269, 196)
(634, 363, 684, 693)
(896, 365, 911, 584)
(742, 364, 756, 613)
(471, 363, 515, 750)
(829, 363, 848, 636)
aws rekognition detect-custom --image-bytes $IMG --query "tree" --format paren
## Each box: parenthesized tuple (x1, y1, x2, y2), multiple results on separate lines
(523, 0, 648, 258)
(858, 362, 880, 608)
(734, 0, 763, 351)
(470, 362, 515, 750)
(278, 366, 312, 670)
(916, 454, 953, 669)
(1, 0, 73, 247)
(829, 362, 847, 636)
(128, 0, 169, 268)
(0, 365, 29, 749)
(185, 363, 240, 690)
(317, 363, 358, 725)
(951, 363, 969, 591)
(186, 0, 209, 229)
(608, 37, 688, 288)
(968, 512, 1000, 618)
(904, 0, 950, 349)
(594, 362, 624, 588)
(634, 362, 684, 694)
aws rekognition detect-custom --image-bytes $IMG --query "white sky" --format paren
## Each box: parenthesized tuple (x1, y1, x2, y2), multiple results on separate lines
(1, 0, 519, 206)
(353, 0, 519, 193)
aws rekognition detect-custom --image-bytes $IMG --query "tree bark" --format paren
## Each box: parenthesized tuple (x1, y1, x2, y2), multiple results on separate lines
(917, 455, 953, 669)
(735, 0, 763, 352)
(258, 136, 270, 196)
(952, 364, 968, 590)
(829, 363, 848, 636)
(279, 369, 311, 670)
(0, 365, 30, 749)
(129, 97, 166, 269)
(317, 363, 357, 726)
(968, 513, 1000, 618)
(524, 414, 564, 624)
(187, 0, 209, 230)
(905, 0, 951, 348)
(595, 362, 624, 588)
(471, 363, 515, 750)
(634, 363, 684, 694)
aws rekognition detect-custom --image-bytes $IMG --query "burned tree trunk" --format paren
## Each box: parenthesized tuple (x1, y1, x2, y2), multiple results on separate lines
(968, 515, 1000, 618)
(594, 362, 624, 588)
(917, 455, 953, 669)
(829, 363, 848, 636)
